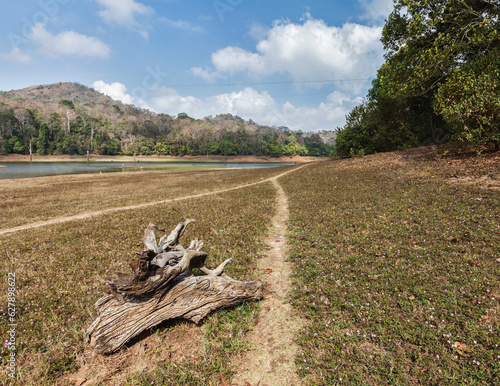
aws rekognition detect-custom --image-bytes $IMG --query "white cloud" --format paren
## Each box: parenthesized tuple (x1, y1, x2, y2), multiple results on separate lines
(94, 0, 154, 25)
(358, 0, 394, 23)
(159, 17, 204, 33)
(193, 17, 384, 91)
(92, 80, 360, 131)
(92, 80, 135, 104)
(0, 47, 31, 63)
(190, 67, 220, 82)
(212, 46, 268, 75)
(30, 23, 110, 58)
(147, 86, 355, 131)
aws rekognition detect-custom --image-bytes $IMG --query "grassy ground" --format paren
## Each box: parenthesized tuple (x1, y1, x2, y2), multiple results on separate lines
(0, 165, 291, 229)
(0, 167, 279, 385)
(1, 146, 498, 385)
(281, 148, 499, 384)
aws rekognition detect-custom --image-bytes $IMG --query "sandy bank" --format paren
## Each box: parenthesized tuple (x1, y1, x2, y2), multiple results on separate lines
(0, 154, 322, 163)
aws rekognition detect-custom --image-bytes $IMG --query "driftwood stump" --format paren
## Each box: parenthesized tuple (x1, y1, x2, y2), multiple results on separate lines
(86, 219, 263, 354)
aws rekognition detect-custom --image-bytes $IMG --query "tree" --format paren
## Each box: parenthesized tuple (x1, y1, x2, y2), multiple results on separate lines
(381, 0, 499, 98)
(218, 139, 238, 156)
(36, 123, 50, 154)
(383, 1, 499, 146)
(434, 47, 500, 147)
(13, 108, 34, 159)
(177, 112, 191, 120)
(341, 0, 500, 152)
(13, 140, 25, 154)
(206, 141, 219, 155)
(59, 100, 75, 110)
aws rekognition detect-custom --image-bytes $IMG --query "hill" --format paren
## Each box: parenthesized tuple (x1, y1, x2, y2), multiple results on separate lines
(0, 82, 335, 157)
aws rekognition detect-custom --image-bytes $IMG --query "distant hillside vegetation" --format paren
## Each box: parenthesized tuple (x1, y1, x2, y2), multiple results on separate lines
(0, 82, 335, 157)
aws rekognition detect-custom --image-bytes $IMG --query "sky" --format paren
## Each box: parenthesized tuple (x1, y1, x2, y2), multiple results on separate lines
(0, 0, 395, 131)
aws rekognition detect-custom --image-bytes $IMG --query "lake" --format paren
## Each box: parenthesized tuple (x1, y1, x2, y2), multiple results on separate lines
(0, 161, 293, 180)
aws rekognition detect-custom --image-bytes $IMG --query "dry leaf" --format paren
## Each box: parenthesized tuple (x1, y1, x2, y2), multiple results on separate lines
(396, 258, 402, 265)
(454, 341, 472, 355)
(220, 373, 227, 386)
(69, 378, 87, 386)
(491, 292, 500, 298)
(348, 245, 353, 252)
(480, 315, 492, 323)
(264, 268, 272, 274)
(449, 237, 459, 243)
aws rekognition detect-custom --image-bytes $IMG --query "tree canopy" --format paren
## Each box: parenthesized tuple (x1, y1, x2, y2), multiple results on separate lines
(336, 0, 500, 157)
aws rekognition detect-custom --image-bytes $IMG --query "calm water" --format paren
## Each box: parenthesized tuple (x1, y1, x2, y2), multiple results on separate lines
(0, 161, 292, 180)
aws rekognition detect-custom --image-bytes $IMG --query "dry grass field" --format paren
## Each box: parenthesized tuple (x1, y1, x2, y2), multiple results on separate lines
(1, 145, 499, 385)
(0, 166, 291, 229)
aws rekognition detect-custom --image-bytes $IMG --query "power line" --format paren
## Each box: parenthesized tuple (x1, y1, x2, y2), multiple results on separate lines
(168, 78, 373, 88)
(273, 91, 338, 98)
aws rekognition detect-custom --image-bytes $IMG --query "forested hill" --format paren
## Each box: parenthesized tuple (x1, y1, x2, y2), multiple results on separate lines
(0, 82, 335, 157)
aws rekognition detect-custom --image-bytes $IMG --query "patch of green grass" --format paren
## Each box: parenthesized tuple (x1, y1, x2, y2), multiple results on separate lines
(281, 157, 500, 384)
(131, 164, 220, 172)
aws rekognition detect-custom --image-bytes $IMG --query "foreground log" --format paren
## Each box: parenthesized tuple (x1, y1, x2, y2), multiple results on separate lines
(86, 219, 263, 354)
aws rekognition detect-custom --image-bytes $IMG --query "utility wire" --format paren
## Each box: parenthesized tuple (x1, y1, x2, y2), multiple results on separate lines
(169, 78, 372, 88)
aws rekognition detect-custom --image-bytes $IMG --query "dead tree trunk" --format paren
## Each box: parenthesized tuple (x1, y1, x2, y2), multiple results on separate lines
(86, 219, 263, 354)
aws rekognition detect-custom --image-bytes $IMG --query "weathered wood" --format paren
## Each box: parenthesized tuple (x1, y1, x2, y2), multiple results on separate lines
(86, 219, 263, 354)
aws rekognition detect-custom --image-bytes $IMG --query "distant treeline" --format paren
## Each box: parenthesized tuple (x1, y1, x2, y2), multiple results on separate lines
(0, 105, 333, 157)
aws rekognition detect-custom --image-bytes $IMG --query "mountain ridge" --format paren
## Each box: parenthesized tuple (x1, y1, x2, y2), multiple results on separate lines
(0, 82, 335, 157)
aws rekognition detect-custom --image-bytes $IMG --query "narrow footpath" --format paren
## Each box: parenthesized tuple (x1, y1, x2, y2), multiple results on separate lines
(231, 178, 303, 386)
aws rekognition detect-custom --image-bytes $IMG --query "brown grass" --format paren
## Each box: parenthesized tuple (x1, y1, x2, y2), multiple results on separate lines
(0, 166, 295, 229)
(0, 165, 285, 385)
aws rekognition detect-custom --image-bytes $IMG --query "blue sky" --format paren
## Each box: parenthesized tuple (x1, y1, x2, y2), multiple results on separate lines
(0, 0, 394, 131)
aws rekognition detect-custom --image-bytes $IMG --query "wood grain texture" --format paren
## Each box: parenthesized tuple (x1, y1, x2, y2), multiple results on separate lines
(86, 220, 263, 354)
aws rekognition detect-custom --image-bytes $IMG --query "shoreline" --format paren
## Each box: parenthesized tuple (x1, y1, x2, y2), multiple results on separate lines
(0, 154, 322, 164)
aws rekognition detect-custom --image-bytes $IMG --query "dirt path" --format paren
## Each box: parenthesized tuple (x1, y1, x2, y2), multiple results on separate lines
(231, 178, 303, 386)
(0, 165, 308, 236)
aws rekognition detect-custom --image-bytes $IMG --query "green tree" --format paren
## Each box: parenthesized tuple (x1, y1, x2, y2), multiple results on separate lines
(381, 0, 499, 98)
(339, 0, 499, 154)
(206, 141, 219, 155)
(434, 48, 500, 147)
(36, 123, 50, 154)
(218, 140, 238, 156)
(59, 100, 75, 109)
(13, 140, 25, 153)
